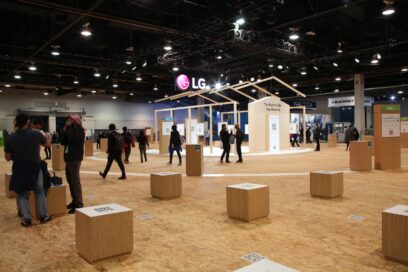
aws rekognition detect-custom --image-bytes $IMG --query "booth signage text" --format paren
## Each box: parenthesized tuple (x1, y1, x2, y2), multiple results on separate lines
(328, 96, 374, 107)
(176, 74, 206, 91)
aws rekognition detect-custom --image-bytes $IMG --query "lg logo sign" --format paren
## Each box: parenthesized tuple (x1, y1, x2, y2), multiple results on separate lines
(176, 74, 206, 91)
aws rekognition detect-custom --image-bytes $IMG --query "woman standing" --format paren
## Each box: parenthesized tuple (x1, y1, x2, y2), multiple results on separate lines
(168, 125, 182, 166)
(44, 129, 51, 159)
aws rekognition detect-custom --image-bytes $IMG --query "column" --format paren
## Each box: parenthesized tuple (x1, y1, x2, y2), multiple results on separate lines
(354, 73, 365, 137)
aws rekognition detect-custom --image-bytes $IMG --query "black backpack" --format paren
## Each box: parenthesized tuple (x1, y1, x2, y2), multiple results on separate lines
(40, 160, 51, 195)
(113, 132, 125, 151)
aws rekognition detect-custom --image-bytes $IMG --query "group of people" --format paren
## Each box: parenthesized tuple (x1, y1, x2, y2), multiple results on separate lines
(345, 124, 360, 151)
(219, 123, 244, 163)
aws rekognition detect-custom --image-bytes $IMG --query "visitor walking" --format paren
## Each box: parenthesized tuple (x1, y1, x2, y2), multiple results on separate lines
(314, 124, 321, 152)
(306, 126, 312, 143)
(122, 127, 133, 164)
(220, 124, 231, 163)
(137, 130, 149, 163)
(168, 125, 182, 165)
(61, 115, 85, 214)
(345, 125, 354, 151)
(99, 124, 126, 180)
(205, 130, 210, 146)
(44, 129, 51, 159)
(4, 113, 52, 227)
(234, 124, 243, 163)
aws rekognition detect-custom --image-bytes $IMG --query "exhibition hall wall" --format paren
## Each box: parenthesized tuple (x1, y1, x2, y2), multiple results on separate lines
(0, 92, 169, 132)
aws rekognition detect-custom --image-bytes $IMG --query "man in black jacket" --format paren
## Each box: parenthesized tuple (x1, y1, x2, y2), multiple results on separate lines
(234, 124, 244, 163)
(122, 127, 132, 164)
(314, 124, 321, 152)
(99, 123, 126, 180)
(220, 124, 231, 163)
(61, 115, 85, 214)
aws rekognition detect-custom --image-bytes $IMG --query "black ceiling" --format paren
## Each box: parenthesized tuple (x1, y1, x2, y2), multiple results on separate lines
(0, 0, 407, 104)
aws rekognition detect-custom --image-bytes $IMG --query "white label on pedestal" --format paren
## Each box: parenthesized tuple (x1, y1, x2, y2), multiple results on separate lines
(228, 183, 267, 190)
(235, 259, 299, 272)
(347, 214, 366, 221)
(317, 170, 342, 175)
(384, 204, 408, 216)
(382, 113, 400, 137)
(94, 207, 114, 213)
(240, 252, 266, 263)
(137, 214, 154, 221)
(78, 203, 132, 217)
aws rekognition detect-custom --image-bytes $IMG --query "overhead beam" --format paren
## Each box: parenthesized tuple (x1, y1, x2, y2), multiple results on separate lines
(198, 94, 218, 104)
(229, 87, 257, 101)
(272, 77, 306, 98)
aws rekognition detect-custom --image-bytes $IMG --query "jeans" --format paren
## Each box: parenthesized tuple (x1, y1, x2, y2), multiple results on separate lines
(315, 138, 320, 151)
(124, 146, 131, 162)
(66, 161, 83, 208)
(221, 143, 231, 161)
(17, 170, 48, 222)
(139, 145, 147, 162)
(103, 154, 126, 177)
(169, 148, 181, 164)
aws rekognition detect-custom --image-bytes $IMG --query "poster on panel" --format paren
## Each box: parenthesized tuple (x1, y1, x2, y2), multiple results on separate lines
(177, 124, 185, 136)
(162, 122, 173, 136)
(269, 115, 280, 153)
(244, 124, 249, 135)
(196, 123, 205, 136)
(382, 114, 400, 137)
(401, 121, 408, 133)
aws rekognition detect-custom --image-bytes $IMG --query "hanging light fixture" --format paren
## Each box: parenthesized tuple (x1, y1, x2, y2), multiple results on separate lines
(94, 69, 101, 77)
(28, 62, 37, 71)
(289, 27, 300, 41)
(136, 75, 142, 81)
(51, 45, 60, 56)
(14, 74, 22, 79)
(235, 17, 245, 26)
(80, 23, 92, 37)
(382, 1, 395, 16)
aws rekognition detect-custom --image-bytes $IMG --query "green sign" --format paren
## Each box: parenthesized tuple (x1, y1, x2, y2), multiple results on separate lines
(401, 117, 408, 121)
(381, 105, 400, 112)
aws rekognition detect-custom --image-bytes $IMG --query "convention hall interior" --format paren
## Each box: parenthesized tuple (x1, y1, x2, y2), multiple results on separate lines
(1, 0, 408, 271)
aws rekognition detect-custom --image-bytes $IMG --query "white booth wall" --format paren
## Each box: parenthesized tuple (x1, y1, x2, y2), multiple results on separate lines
(248, 96, 290, 152)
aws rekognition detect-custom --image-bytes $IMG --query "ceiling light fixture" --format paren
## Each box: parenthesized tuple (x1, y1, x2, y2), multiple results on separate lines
(80, 23, 92, 37)
(94, 71, 101, 77)
(132, 66, 137, 71)
(142, 61, 147, 67)
(91, 90, 96, 94)
(335, 77, 341, 81)
(251, 89, 256, 93)
(315, 86, 320, 90)
(73, 80, 79, 84)
(337, 42, 343, 53)
(153, 85, 158, 91)
(300, 71, 307, 75)
(112, 83, 118, 88)
(28, 63, 37, 71)
(51, 45, 60, 56)
(332, 62, 338, 67)
(313, 66, 318, 71)
(43, 92, 48, 96)
(397, 90, 403, 94)
(401, 67, 408, 72)
(334, 89, 339, 93)
(125, 60, 132, 65)
(250, 77, 255, 82)
(112, 96, 117, 100)
(172, 66, 179, 72)
(136, 75, 142, 81)
(277, 65, 283, 70)
(163, 44, 172, 51)
(390, 95, 396, 100)
(354, 57, 360, 63)
(292, 83, 298, 87)
(382, 1, 395, 16)
(77, 94, 82, 98)
(130, 93, 134, 96)
(164, 94, 168, 98)
(235, 18, 245, 25)
(14, 74, 21, 79)
(216, 55, 222, 60)
(215, 83, 222, 89)
(289, 33, 299, 41)
(306, 30, 316, 36)
(275, 91, 280, 95)
(5, 84, 11, 88)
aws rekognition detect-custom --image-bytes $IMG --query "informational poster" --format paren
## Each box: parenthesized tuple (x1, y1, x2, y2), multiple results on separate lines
(268, 115, 280, 152)
(401, 122, 408, 133)
(289, 123, 298, 134)
(162, 121, 173, 136)
(196, 123, 204, 136)
(190, 119, 198, 144)
(244, 124, 249, 135)
(382, 114, 400, 137)
(176, 124, 185, 136)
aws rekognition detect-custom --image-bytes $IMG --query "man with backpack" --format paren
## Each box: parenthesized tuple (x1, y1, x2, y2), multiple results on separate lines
(122, 127, 133, 164)
(99, 123, 126, 180)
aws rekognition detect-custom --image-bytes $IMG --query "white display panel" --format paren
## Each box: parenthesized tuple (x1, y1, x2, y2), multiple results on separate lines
(162, 121, 173, 136)
(176, 124, 185, 136)
(244, 124, 249, 135)
(401, 122, 408, 133)
(190, 119, 198, 144)
(382, 113, 400, 137)
(196, 123, 205, 136)
(268, 115, 280, 152)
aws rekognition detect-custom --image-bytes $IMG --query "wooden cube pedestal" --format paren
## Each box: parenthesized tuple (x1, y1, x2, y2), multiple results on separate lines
(382, 205, 408, 265)
(327, 134, 337, 147)
(4, 173, 15, 198)
(51, 144, 65, 171)
(310, 171, 343, 198)
(100, 138, 108, 153)
(28, 185, 67, 220)
(150, 172, 182, 199)
(76, 203, 133, 263)
(227, 183, 269, 222)
(186, 144, 204, 176)
(350, 141, 372, 171)
(84, 140, 94, 156)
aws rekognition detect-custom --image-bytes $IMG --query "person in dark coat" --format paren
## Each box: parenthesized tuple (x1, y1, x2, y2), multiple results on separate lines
(306, 126, 312, 143)
(122, 127, 132, 164)
(220, 124, 231, 163)
(314, 124, 321, 152)
(99, 123, 126, 180)
(168, 125, 182, 165)
(344, 125, 354, 151)
(61, 115, 85, 214)
(137, 130, 149, 163)
(4, 113, 51, 227)
(234, 124, 244, 163)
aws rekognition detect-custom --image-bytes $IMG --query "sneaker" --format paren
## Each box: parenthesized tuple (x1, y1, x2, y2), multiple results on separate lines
(236, 160, 243, 163)
(68, 208, 76, 214)
(40, 216, 52, 224)
(66, 202, 74, 209)
(99, 172, 106, 179)
(21, 220, 32, 228)
(118, 176, 127, 180)
(226, 161, 231, 163)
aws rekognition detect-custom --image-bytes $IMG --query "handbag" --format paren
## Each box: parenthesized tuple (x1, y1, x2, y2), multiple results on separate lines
(50, 172, 63, 186)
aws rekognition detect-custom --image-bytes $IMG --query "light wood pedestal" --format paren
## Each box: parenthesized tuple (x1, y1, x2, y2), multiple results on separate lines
(327, 134, 337, 147)
(100, 138, 108, 153)
(186, 144, 204, 176)
(382, 205, 408, 265)
(4, 173, 15, 198)
(227, 183, 269, 222)
(76, 203, 133, 263)
(150, 172, 182, 199)
(350, 141, 372, 171)
(51, 144, 65, 171)
(84, 140, 94, 156)
(28, 185, 67, 220)
(310, 171, 343, 198)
